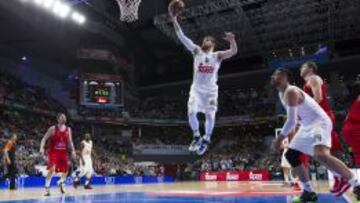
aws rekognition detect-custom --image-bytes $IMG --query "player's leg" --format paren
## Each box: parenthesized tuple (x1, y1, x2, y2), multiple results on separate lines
(197, 111, 216, 156)
(285, 148, 317, 201)
(313, 145, 359, 197)
(287, 128, 318, 202)
(57, 171, 68, 194)
(45, 166, 55, 196)
(282, 167, 290, 185)
(84, 170, 92, 189)
(310, 123, 360, 197)
(188, 91, 201, 152)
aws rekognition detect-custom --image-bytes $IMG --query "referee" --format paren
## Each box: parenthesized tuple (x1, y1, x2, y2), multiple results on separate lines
(0, 133, 18, 190)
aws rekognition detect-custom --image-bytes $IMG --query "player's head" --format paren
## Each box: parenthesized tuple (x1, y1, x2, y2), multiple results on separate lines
(201, 35, 216, 52)
(300, 61, 318, 78)
(84, 133, 91, 141)
(11, 133, 17, 142)
(57, 113, 67, 125)
(271, 68, 291, 88)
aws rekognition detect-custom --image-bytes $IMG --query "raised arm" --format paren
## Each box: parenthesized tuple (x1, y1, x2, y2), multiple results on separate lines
(218, 32, 238, 61)
(308, 75, 323, 103)
(40, 126, 55, 155)
(172, 18, 200, 54)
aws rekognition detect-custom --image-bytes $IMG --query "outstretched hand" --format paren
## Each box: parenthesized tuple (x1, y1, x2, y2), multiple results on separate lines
(223, 32, 235, 42)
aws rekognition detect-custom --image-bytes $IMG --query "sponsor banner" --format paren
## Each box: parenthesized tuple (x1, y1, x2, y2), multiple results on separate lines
(199, 171, 270, 181)
(133, 145, 190, 155)
(0, 175, 174, 189)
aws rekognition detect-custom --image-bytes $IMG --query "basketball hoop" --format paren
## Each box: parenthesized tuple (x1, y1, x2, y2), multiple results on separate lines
(116, 0, 142, 23)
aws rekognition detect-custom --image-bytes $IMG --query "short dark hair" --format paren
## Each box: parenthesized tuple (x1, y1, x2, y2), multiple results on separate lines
(203, 35, 216, 45)
(276, 68, 292, 82)
(303, 61, 318, 73)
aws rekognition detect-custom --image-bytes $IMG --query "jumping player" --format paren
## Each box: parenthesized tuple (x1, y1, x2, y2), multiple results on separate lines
(39, 113, 76, 196)
(169, 0, 238, 155)
(271, 69, 360, 201)
(73, 133, 94, 189)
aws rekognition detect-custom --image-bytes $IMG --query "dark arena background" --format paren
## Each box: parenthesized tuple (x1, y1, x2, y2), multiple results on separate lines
(0, 0, 360, 202)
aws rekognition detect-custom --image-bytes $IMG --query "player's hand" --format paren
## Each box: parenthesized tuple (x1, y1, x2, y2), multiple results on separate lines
(272, 135, 286, 152)
(223, 32, 235, 42)
(72, 151, 76, 160)
(6, 159, 11, 165)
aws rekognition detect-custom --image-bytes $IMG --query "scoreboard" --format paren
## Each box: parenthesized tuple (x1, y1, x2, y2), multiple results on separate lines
(80, 73, 123, 107)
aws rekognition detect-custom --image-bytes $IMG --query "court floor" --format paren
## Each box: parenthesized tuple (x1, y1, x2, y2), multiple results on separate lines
(0, 181, 355, 203)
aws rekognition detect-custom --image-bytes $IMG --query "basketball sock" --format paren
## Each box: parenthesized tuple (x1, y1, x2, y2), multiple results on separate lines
(204, 113, 215, 141)
(300, 181, 313, 192)
(85, 179, 90, 186)
(284, 172, 289, 183)
(59, 176, 66, 184)
(45, 179, 51, 188)
(188, 112, 200, 137)
(348, 175, 360, 187)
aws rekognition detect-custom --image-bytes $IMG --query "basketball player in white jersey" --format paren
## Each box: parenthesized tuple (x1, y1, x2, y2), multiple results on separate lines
(73, 133, 93, 189)
(271, 69, 360, 201)
(169, 2, 238, 155)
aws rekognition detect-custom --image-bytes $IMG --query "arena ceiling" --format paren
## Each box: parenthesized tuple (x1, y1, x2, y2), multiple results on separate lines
(0, 0, 359, 86)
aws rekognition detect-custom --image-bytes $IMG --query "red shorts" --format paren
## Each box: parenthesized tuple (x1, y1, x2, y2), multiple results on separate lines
(48, 150, 69, 173)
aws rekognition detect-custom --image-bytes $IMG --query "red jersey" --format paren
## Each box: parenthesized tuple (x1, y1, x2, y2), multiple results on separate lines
(344, 100, 360, 128)
(303, 80, 334, 121)
(48, 125, 69, 152)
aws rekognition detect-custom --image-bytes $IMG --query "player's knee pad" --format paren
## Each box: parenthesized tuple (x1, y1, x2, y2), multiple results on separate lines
(285, 149, 302, 168)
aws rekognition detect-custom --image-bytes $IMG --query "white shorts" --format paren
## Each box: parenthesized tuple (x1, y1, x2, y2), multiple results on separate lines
(80, 157, 93, 175)
(281, 148, 291, 168)
(188, 86, 218, 114)
(289, 121, 332, 156)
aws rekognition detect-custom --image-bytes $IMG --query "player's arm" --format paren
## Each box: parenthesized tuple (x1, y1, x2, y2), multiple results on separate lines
(218, 32, 238, 61)
(68, 128, 76, 160)
(170, 16, 200, 55)
(40, 126, 54, 155)
(308, 76, 323, 103)
(272, 89, 299, 151)
(3, 141, 12, 165)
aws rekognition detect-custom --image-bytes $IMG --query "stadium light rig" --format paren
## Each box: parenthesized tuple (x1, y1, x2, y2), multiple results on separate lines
(20, 0, 86, 25)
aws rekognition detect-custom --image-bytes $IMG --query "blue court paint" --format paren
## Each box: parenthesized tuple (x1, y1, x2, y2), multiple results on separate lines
(0, 192, 349, 203)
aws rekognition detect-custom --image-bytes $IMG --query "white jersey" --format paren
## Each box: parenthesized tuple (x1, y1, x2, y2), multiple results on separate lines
(81, 140, 93, 159)
(279, 85, 331, 127)
(192, 51, 222, 92)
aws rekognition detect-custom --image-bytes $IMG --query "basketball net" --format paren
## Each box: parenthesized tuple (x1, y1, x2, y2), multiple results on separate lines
(116, 0, 142, 22)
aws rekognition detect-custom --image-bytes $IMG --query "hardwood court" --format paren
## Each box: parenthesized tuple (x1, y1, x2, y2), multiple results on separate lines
(0, 181, 355, 202)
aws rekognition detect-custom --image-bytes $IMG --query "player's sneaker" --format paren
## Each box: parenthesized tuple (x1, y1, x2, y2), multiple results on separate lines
(84, 184, 93, 190)
(330, 176, 341, 193)
(299, 190, 318, 202)
(189, 136, 200, 152)
(73, 178, 81, 189)
(291, 182, 301, 191)
(196, 138, 210, 156)
(44, 187, 51, 196)
(333, 179, 351, 197)
(58, 182, 66, 194)
(354, 185, 360, 201)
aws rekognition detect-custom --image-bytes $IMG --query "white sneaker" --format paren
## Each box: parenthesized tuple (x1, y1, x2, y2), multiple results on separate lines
(189, 136, 201, 152)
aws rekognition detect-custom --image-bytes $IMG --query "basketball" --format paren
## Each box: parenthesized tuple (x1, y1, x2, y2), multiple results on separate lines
(169, 0, 185, 17)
